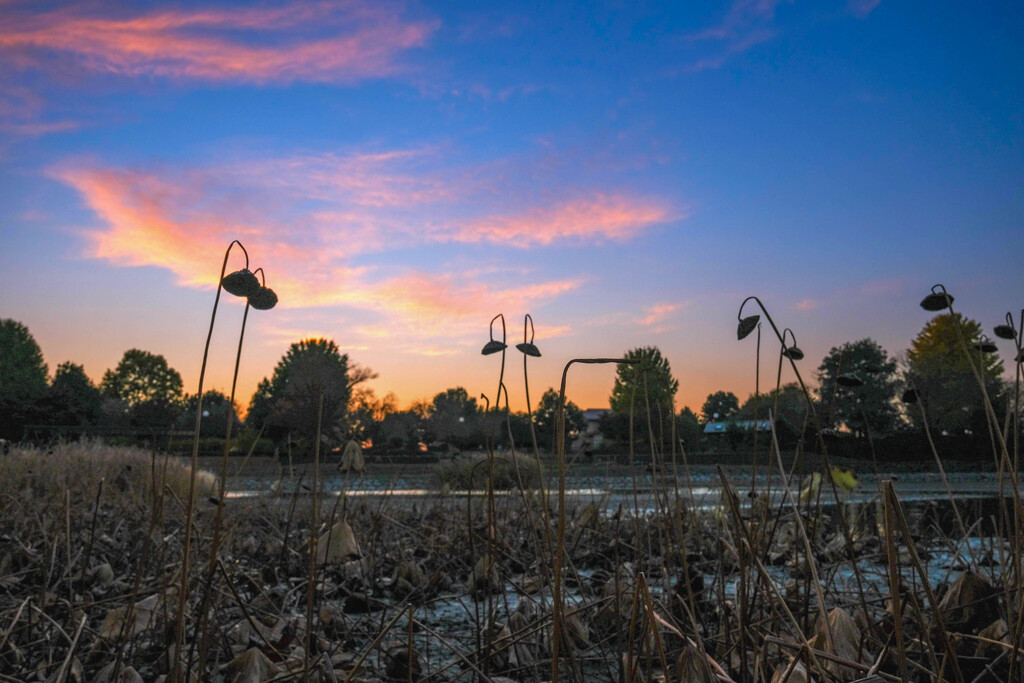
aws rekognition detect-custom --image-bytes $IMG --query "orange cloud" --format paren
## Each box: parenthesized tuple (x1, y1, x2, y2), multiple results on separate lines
(1, 2, 436, 84)
(449, 194, 671, 247)
(53, 159, 594, 344)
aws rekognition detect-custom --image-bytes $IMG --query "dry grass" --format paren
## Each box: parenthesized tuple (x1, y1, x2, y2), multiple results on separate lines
(0, 440, 217, 510)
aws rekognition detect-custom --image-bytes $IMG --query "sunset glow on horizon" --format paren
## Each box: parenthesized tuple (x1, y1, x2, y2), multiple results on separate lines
(2, 1, 1022, 416)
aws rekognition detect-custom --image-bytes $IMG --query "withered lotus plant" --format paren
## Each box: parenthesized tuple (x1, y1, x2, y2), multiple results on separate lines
(174, 241, 276, 682)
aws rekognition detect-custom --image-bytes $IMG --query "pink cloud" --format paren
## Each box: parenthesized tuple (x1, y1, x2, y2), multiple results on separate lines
(794, 298, 818, 312)
(449, 194, 672, 247)
(638, 302, 689, 326)
(0, 1, 437, 84)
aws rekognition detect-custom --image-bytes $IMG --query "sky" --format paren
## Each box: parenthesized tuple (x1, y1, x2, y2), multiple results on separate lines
(1, 0, 1022, 417)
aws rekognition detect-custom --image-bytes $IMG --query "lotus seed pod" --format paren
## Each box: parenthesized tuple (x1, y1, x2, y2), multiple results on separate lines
(737, 315, 760, 340)
(248, 286, 278, 310)
(516, 342, 541, 357)
(221, 269, 260, 298)
(481, 340, 506, 355)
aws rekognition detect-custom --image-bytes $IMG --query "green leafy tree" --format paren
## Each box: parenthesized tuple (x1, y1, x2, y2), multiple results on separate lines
(0, 319, 48, 439)
(379, 411, 423, 452)
(817, 338, 900, 437)
(100, 349, 183, 430)
(609, 346, 679, 414)
(608, 347, 678, 452)
(246, 338, 354, 448)
(700, 391, 739, 423)
(533, 388, 585, 451)
(906, 313, 1005, 437)
(45, 362, 102, 427)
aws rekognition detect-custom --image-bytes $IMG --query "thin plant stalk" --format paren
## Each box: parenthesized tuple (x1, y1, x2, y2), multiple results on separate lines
(192, 267, 264, 675)
(305, 392, 325, 683)
(551, 356, 638, 683)
(521, 314, 541, 458)
(173, 238, 249, 683)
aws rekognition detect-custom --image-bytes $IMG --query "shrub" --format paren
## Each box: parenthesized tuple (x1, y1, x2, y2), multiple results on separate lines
(434, 452, 543, 490)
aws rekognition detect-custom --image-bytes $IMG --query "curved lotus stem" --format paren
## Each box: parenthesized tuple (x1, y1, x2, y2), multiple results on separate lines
(174, 239, 248, 682)
(551, 357, 640, 683)
(780, 328, 804, 361)
(485, 314, 507, 415)
(519, 314, 541, 457)
(737, 297, 826, 450)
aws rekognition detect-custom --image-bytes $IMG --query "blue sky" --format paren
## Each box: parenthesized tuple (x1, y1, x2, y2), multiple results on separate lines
(1, 0, 1021, 414)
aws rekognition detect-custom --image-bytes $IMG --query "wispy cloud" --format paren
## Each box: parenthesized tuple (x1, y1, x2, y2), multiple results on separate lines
(0, 119, 78, 136)
(794, 298, 818, 312)
(52, 146, 672, 342)
(638, 301, 689, 327)
(848, 0, 882, 18)
(0, 1, 437, 84)
(682, 0, 791, 72)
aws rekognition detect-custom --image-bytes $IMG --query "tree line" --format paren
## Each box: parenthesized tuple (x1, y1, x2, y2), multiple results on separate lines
(601, 313, 1014, 461)
(0, 321, 586, 456)
(1, 312, 1016, 461)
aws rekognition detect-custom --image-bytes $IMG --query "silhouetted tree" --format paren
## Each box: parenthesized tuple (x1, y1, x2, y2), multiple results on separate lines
(44, 362, 102, 427)
(246, 338, 355, 449)
(177, 390, 241, 438)
(677, 406, 703, 452)
(737, 383, 811, 449)
(700, 391, 739, 423)
(817, 338, 900, 437)
(533, 388, 585, 451)
(425, 387, 482, 450)
(101, 349, 183, 430)
(609, 346, 679, 414)
(0, 319, 48, 440)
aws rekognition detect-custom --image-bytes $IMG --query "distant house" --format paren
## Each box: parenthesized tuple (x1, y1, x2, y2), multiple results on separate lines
(575, 408, 611, 454)
(703, 419, 771, 451)
(703, 419, 771, 434)
(582, 408, 610, 435)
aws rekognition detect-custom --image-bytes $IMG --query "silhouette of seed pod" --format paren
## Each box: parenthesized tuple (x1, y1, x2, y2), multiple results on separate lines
(993, 324, 1016, 340)
(975, 340, 998, 354)
(516, 342, 541, 357)
(782, 346, 804, 361)
(222, 269, 260, 298)
(248, 286, 278, 310)
(837, 373, 864, 388)
(737, 315, 760, 340)
(920, 291, 953, 311)
(481, 340, 506, 355)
